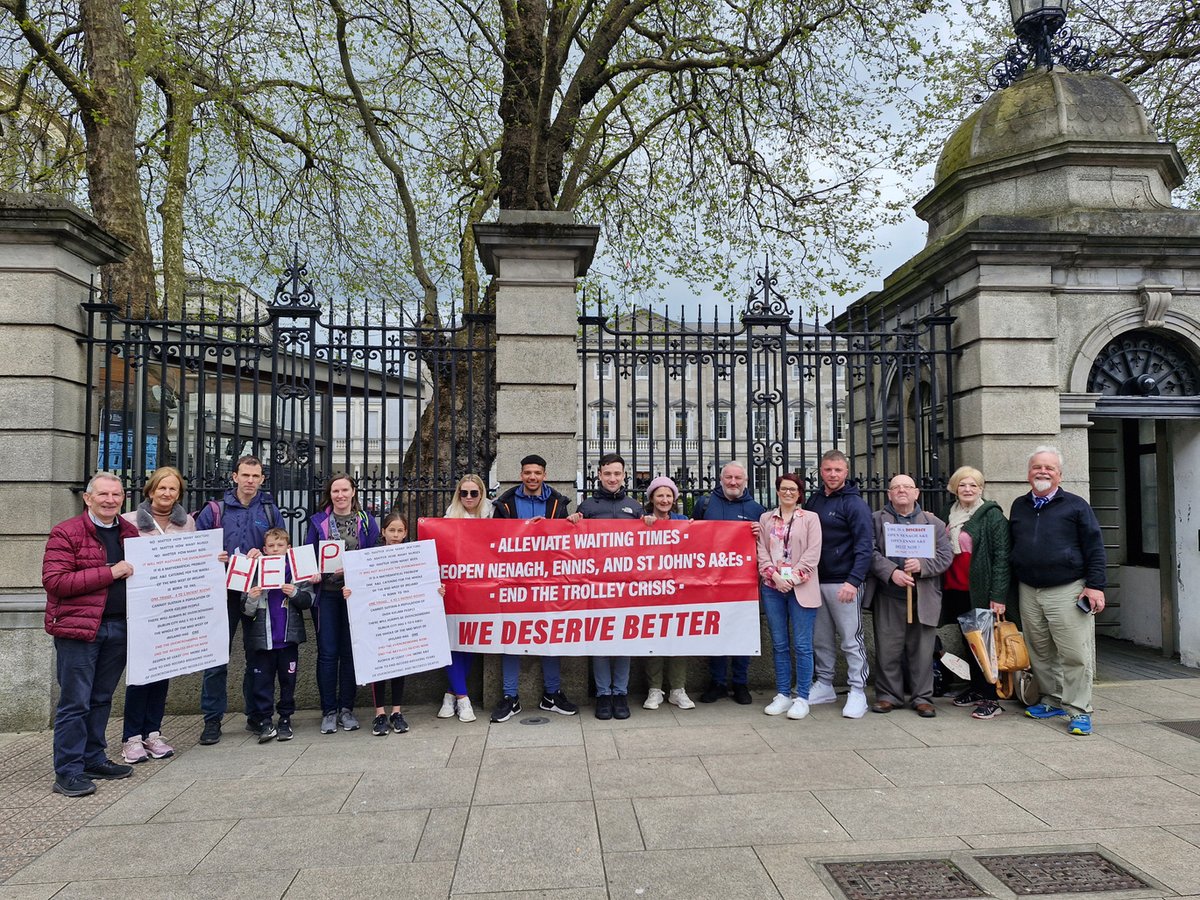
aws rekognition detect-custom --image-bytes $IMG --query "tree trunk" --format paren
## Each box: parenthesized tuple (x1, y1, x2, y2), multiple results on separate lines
(80, 0, 158, 316)
(157, 77, 195, 319)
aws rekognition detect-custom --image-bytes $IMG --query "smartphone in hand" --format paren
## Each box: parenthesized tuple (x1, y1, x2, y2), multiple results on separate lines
(1076, 596, 1093, 614)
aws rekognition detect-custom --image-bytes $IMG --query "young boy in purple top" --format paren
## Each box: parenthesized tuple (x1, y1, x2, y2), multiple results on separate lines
(243, 528, 315, 742)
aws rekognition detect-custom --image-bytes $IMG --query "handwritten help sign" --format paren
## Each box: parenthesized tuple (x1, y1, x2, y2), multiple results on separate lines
(883, 523, 936, 559)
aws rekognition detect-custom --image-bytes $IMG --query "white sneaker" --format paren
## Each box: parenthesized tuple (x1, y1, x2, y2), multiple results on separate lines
(787, 697, 811, 720)
(643, 688, 664, 710)
(437, 692, 456, 719)
(809, 681, 837, 704)
(764, 693, 792, 716)
(668, 688, 695, 709)
(456, 697, 476, 723)
(842, 690, 868, 719)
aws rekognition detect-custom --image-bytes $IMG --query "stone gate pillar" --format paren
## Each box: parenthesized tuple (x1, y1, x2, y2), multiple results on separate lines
(474, 210, 600, 707)
(0, 194, 130, 730)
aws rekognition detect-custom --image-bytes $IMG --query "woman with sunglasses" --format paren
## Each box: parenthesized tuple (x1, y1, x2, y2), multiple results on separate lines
(438, 474, 492, 722)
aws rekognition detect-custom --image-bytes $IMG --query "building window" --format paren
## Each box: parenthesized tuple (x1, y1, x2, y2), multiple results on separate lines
(634, 361, 650, 380)
(715, 409, 730, 440)
(753, 467, 769, 496)
(595, 359, 613, 380)
(753, 361, 767, 381)
(673, 410, 691, 440)
(593, 408, 613, 440)
(833, 409, 846, 441)
(789, 408, 805, 441)
(334, 409, 348, 437)
(752, 408, 769, 439)
(366, 410, 381, 440)
(1124, 419, 1159, 566)
(634, 409, 651, 439)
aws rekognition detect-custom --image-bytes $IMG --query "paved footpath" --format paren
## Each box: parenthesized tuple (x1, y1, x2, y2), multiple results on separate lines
(0, 652, 1198, 899)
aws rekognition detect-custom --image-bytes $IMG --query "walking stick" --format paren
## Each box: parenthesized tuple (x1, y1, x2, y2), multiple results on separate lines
(906, 584, 913, 624)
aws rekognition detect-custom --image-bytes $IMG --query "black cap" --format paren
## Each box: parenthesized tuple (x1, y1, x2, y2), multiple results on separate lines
(520, 454, 547, 469)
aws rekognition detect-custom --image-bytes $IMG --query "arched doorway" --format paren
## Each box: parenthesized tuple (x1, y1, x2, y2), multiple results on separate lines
(1085, 329, 1200, 662)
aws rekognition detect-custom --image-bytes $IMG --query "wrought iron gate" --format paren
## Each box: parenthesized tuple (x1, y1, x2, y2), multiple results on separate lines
(81, 257, 494, 536)
(577, 262, 958, 511)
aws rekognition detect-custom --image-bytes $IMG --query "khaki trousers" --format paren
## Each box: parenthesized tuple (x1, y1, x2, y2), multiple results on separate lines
(644, 657, 688, 692)
(1018, 579, 1094, 715)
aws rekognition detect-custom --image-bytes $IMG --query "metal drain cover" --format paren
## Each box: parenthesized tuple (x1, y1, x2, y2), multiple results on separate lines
(823, 859, 987, 900)
(1159, 719, 1200, 742)
(519, 715, 550, 725)
(975, 851, 1152, 895)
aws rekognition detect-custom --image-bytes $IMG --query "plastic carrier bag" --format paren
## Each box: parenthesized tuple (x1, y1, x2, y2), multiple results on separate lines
(958, 608, 998, 684)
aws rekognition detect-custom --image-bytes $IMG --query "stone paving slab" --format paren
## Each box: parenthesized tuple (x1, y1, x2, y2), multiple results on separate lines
(153, 772, 360, 823)
(50, 871, 296, 899)
(995, 775, 1200, 828)
(1102, 722, 1200, 773)
(701, 749, 892, 793)
(857, 743, 1062, 786)
(610, 725, 771, 759)
(473, 759, 593, 805)
(589, 756, 717, 800)
(452, 800, 602, 894)
(632, 791, 849, 849)
(5, 819, 236, 884)
(603, 846, 783, 899)
(284, 863, 451, 899)
(812, 782, 1048, 840)
(342, 769, 475, 812)
(1017, 735, 1189, 778)
(753, 712, 925, 752)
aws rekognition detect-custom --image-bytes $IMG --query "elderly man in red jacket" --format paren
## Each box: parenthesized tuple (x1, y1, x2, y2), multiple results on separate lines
(42, 472, 140, 797)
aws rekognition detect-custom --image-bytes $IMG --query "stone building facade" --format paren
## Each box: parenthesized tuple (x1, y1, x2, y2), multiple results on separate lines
(842, 69, 1200, 666)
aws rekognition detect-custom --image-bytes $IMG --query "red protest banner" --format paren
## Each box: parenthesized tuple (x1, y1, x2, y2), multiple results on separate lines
(418, 518, 761, 656)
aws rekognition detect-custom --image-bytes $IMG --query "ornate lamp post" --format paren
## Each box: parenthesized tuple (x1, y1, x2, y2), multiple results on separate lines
(988, 0, 1097, 90)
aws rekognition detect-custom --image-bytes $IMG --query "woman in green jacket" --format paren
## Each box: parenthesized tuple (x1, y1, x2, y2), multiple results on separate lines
(942, 466, 1010, 720)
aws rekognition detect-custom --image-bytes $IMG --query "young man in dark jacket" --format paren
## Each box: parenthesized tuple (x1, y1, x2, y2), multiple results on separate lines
(193, 454, 284, 745)
(42, 472, 140, 796)
(489, 454, 578, 722)
(571, 453, 641, 719)
(692, 461, 765, 705)
(803, 449, 874, 719)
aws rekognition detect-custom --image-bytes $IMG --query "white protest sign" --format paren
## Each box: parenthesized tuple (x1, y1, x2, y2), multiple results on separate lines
(342, 540, 450, 683)
(884, 523, 936, 559)
(319, 540, 345, 573)
(258, 555, 287, 590)
(125, 529, 229, 684)
(225, 553, 257, 593)
(288, 544, 320, 581)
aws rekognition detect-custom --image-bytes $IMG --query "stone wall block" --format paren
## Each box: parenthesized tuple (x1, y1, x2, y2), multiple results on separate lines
(496, 388, 576, 435)
(496, 288, 578, 336)
(496, 338, 578, 386)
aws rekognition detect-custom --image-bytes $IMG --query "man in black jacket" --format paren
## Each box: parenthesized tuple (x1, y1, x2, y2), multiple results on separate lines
(571, 453, 641, 719)
(489, 455, 578, 722)
(1009, 446, 1106, 736)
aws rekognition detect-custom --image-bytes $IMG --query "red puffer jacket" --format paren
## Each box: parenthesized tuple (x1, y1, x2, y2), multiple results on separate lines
(42, 512, 139, 641)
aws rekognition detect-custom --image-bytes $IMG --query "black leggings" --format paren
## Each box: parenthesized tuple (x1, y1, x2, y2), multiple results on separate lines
(371, 676, 405, 709)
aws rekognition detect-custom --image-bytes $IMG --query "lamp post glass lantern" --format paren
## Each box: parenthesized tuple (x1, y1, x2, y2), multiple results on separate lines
(1008, 0, 1069, 28)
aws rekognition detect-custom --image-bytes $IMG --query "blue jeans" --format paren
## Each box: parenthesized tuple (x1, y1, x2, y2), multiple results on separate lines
(593, 656, 630, 695)
(313, 591, 357, 713)
(123, 678, 170, 740)
(707, 655, 750, 687)
(761, 584, 817, 697)
(200, 591, 254, 724)
(54, 619, 127, 778)
(502, 654, 561, 696)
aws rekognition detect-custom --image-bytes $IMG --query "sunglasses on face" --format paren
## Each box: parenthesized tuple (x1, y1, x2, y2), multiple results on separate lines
(459, 489, 480, 498)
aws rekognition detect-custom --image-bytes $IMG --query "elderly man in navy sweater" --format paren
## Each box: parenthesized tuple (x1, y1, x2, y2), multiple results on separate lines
(1009, 446, 1107, 736)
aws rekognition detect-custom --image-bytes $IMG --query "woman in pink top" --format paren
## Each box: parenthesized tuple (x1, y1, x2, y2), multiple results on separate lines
(756, 472, 823, 720)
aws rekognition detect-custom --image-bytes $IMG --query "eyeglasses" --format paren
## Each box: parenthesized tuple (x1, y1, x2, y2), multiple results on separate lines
(459, 489, 480, 498)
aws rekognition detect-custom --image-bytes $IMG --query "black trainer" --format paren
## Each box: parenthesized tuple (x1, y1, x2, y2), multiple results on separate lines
(245, 717, 261, 733)
(699, 683, 728, 703)
(256, 720, 277, 743)
(53, 775, 96, 798)
(611, 694, 630, 719)
(731, 684, 753, 705)
(276, 717, 294, 741)
(490, 694, 521, 723)
(198, 719, 222, 745)
(594, 695, 613, 720)
(372, 714, 389, 736)
(539, 690, 579, 716)
(82, 759, 133, 780)
(390, 712, 409, 734)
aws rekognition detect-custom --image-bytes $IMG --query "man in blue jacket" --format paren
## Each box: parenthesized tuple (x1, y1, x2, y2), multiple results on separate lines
(692, 461, 765, 705)
(803, 449, 873, 718)
(194, 454, 284, 745)
(1010, 446, 1106, 736)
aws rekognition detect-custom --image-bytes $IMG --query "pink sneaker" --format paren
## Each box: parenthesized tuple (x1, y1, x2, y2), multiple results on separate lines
(142, 732, 174, 759)
(121, 736, 148, 764)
